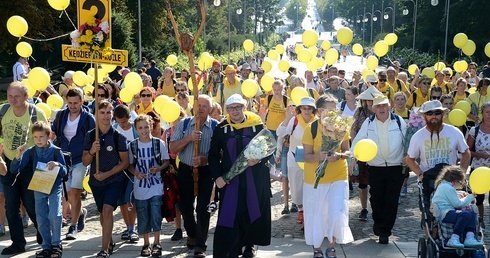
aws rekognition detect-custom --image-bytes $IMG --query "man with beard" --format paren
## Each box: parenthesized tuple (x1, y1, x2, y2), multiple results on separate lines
(406, 100, 470, 180)
(204, 61, 224, 96)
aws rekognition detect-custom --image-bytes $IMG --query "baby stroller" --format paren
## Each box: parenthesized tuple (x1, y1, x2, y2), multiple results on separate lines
(417, 164, 487, 258)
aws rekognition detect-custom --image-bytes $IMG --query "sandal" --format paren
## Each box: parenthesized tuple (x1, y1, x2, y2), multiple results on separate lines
(313, 249, 324, 258)
(36, 249, 51, 258)
(108, 242, 115, 255)
(51, 245, 63, 258)
(151, 244, 162, 257)
(325, 247, 337, 258)
(96, 250, 110, 258)
(140, 245, 151, 257)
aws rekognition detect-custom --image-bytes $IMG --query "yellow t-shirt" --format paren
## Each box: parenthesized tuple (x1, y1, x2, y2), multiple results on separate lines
(466, 93, 490, 121)
(136, 102, 154, 115)
(265, 96, 286, 130)
(393, 107, 409, 121)
(1, 104, 48, 160)
(161, 81, 176, 98)
(387, 79, 409, 94)
(286, 87, 320, 101)
(377, 84, 395, 100)
(431, 81, 451, 94)
(302, 122, 350, 185)
(406, 88, 428, 108)
(452, 92, 467, 105)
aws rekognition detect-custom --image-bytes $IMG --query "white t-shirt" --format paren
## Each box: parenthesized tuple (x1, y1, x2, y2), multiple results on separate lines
(129, 139, 170, 200)
(13, 61, 27, 82)
(63, 114, 80, 142)
(468, 126, 490, 168)
(306, 80, 320, 92)
(407, 124, 468, 173)
(337, 101, 357, 118)
(115, 124, 136, 144)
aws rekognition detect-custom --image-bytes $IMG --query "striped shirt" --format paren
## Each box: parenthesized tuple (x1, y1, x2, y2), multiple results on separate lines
(170, 116, 217, 166)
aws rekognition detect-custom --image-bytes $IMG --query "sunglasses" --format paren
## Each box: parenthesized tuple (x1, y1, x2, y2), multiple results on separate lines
(370, 82, 378, 85)
(98, 94, 106, 97)
(425, 110, 442, 116)
(257, 72, 264, 74)
(300, 106, 313, 110)
(444, 74, 451, 77)
(431, 96, 441, 100)
(378, 79, 387, 82)
(141, 94, 152, 98)
(175, 89, 187, 92)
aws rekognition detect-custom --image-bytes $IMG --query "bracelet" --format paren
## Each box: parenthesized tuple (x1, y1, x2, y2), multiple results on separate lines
(89, 151, 95, 157)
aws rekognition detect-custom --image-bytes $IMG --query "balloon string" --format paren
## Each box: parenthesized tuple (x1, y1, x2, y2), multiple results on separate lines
(63, 10, 78, 30)
(22, 33, 70, 42)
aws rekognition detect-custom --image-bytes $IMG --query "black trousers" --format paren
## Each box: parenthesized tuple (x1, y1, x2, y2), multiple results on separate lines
(368, 165, 404, 236)
(177, 163, 213, 250)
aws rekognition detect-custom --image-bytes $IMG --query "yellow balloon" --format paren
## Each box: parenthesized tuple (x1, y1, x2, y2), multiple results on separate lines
(166, 54, 178, 66)
(448, 109, 466, 126)
(306, 61, 318, 72)
(362, 70, 376, 83)
(124, 72, 144, 95)
(454, 60, 468, 73)
(28, 67, 50, 91)
(261, 74, 274, 92)
(47, 95, 64, 109)
(7, 16, 28, 37)
(82, 175, 92, 194)
(408, 64, 419, 75)
(241, 79, 259, 98)
(354, 139, 378, 162)
(321, 40, 331, 50)
(291, 87, 308, 105)
(119, 88, 134, 103)
(469, 167, 490, 194)
(188, 76, 204, 91)
(96, 69, 108, 83)
(297, 162, 304, 170)
(48, 0, 70, 10)
(22, 79, 35, 98)
(485, 43, 490, 58)
(462, 40, 476, 56)
(261, 60, 273, 73)
(84, 85, 94, 97)
(36, 103, 51, 118)
(366, 56, 379, 71)
(198, 58, 207, 71)
(453, 33, 468, 49)
(276, 44, 285, 54)
(374, 40, 389, 57)
(384, 33, 398, 45)
(100, 64, 117, 73)
(422, 67, 435, 79)
(160, 101, 181, 123)
(298, 49, 313, 63)
(87, 68, 95, 77)
(86, 75, 95, 85)
(314, 57, 325, 69)
(267, 50, 279, 60)
(154, 95, 172, 111)
(278, 60, 290, 72)
(16, 42, 32, 58)
(468, 87, 476, 93)
(308, 46, 318, 57)
(454, 101, 471, 115)
(352, 43, 363, 56)
(302, 29, 319, 47)
(294, 45, 304, 55)
(243, 39, 254, 51)
(337, 27, 353, 45)
(434, 62, 446, 71)
(72, 71, 88, 86)
(325, 48, 339, 65)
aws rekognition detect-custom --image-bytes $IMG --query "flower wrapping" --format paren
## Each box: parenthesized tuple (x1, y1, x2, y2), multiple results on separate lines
(223, 129, 277, 183)
(314, 110, 350, 189)
(70, 16, 111, 56)
(402, 110, 426, 174)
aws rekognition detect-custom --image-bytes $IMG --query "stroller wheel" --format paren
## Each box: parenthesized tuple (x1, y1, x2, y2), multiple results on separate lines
(418, 237, 427, 258)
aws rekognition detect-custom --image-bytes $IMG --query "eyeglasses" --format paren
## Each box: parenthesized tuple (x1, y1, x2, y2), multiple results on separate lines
(226, 105, 243, 112)
(98, 94, 106, 97)
(431, 96, 441, 100)
(175, 89, 187, 92)
(300, 106, 313, 110)
(257, 71, 264, 74)
(378, 78, 387, 82)
(425, 110, 443, 116)
(141, 94, 152, 98)
(370, 82, 378, 85)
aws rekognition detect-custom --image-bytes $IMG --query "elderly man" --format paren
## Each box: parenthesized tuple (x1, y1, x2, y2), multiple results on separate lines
(209, 94, 272, 257)
(351, 95, 406, 244)
(169, 95, 218, 258)
(58, 70, 77, 102)
(0, 81, 48, 255)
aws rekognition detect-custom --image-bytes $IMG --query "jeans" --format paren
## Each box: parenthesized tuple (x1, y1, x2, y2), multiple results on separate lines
(135, 195, 163, 234)
(443, 210, 477, 236)
(280, 145, 289, 177)
(1, 172, 38, 247)
(34, 186, 63, 250)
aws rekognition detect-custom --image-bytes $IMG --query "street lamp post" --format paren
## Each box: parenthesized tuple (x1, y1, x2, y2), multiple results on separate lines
(403, 0, 418, 51)
(364, 12, 373, 43)
(383, 7, 395, 32)
(430, 0, 449, 61)
(373, 9, 382, 37)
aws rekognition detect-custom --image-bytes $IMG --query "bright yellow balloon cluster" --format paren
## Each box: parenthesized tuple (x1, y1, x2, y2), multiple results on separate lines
(469, 167, 490, 194)
(354, 139, 378, 162)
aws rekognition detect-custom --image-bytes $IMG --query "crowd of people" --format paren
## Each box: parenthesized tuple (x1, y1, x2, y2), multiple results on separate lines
(1, 55, 490, 258)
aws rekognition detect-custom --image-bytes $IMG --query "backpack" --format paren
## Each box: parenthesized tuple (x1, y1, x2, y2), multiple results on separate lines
(340, 101, 347, 112)
(470, 124, 480, 152)
(267, 95, 288, 108)
(181, 117, 218, 135)
(129, 137, 163, 167)
(308, 88, 316, 99)
(0, 103, 38, 136)
(283, 117, 298, 147)
(451, 91, 470, 99)
(395, 79, 403, 92)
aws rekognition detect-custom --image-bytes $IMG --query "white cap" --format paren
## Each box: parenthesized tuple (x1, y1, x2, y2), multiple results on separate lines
(225, 94, 247, 106)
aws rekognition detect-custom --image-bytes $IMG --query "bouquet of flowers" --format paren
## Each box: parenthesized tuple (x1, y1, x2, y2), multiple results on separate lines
(70, 16, 110, 56)
(402, 110, 426, 174)
(223, 129, 277, 183)
(314, 110, 351, 188)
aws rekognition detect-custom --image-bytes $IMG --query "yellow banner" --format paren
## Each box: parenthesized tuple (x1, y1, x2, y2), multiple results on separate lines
(62, 45, 128, 66)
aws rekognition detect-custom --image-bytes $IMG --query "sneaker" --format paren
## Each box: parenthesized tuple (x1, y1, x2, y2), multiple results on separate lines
(121, 229, 129, 240)
(0, 225, 4, 237)
(359, 208, 368, 221)
(400, 186, 408, 197)
(65, 225, 77, 240)
(281, 206, 290, 215)
(77, 208, 87, 232)
(296, 210, 304, 224)
(207, 201, 217, 213)
(129, 231, 139, 243)
(21, 216, 28, 228)
(1, 245, 25, 255)
(464, 237, 483, 248)
(447, 237, 464, 248)
(290, 203, 298, 213)
(171, 228, 183, 241)
(242, 245, 256, 257)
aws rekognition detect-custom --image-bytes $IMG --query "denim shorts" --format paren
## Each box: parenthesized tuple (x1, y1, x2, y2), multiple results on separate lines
(117, 176, 134, 205)
(66, 162, 88, 190)
(135, 195, 163, 234)
(90, 181, 121, 213)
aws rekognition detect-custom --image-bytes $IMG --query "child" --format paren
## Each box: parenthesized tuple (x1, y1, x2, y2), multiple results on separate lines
(128, 115, 169, 257)
(431, 165, 482, 248)
(11, 121, 66, 258)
